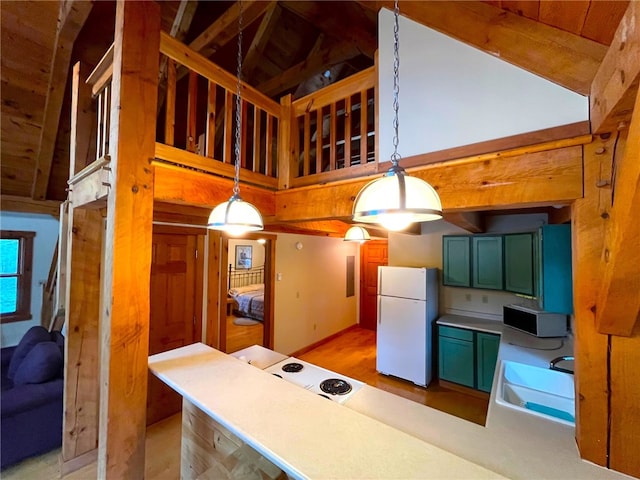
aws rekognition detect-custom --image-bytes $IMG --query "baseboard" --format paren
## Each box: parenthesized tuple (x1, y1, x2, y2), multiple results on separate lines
(288, 324, 359, 357)
(60, 447, 98, 476)
(438, 379, 490, 400)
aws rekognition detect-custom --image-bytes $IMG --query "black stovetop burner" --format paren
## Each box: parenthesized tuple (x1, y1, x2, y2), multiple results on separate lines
(281, 362, 304, 373)
(320, 378, 352, 395)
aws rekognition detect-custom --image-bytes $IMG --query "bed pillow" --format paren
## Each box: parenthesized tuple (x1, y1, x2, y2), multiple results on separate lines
(228, 284, 264, 297)
(8, 326, 52, 380)
(13, 341, 63, 385)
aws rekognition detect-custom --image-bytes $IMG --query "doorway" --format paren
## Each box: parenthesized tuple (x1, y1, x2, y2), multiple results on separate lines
(359, 240, 388, 330)
(147, 225, 204, 425)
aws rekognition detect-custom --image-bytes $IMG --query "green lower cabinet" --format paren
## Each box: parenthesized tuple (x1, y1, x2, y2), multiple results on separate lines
(438, 326, 500, 393)
(476, 332, 500, 392)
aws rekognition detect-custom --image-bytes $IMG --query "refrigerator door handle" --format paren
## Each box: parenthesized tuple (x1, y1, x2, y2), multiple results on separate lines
(378, 295, 382, 324)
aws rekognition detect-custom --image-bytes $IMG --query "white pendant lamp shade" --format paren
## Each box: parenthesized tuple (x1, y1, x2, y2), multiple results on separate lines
(344, 226, 371, 242)
(353, 169, 442, 231)
(208, 194, 264, 236)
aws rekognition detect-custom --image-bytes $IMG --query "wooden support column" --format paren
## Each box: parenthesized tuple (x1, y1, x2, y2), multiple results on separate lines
(278, 94, 294, 190)
(62, 208, 103, 474)
(98, 2, 160, 478)
(571, 136, 614, 468)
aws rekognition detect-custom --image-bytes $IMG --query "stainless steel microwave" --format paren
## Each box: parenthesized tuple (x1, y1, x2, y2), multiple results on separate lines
(503, 304, 568, 337)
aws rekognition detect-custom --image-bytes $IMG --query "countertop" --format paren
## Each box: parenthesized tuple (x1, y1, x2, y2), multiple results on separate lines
(149, 343, 505, 480)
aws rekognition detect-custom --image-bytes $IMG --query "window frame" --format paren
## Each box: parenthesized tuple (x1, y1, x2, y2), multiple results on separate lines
(1, 230, 35, 323)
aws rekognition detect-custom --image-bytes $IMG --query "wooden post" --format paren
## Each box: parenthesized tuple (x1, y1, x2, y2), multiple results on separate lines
(98, 1, 160, 478)
(277, 94, 293, 190)
(61, 208, 103, 474)
(205, 231, 222, 349)
(70, 62, 97, 177)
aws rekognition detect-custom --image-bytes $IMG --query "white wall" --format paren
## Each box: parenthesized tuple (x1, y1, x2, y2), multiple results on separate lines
(0, 212, 59, 347)
(388, 214, 546, 321)
(273, 234, 358, 355)
(378, 8, 588, 161)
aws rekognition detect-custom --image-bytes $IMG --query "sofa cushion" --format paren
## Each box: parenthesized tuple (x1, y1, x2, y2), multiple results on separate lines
(13, 342, 63, 385)
(7, 326, 51, 380)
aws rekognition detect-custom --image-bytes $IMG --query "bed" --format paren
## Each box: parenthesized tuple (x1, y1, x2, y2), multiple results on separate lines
(228, 265, 265, 322)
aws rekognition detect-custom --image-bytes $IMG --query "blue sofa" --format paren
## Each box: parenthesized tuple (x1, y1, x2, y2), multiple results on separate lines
(1, 326, 64, 470)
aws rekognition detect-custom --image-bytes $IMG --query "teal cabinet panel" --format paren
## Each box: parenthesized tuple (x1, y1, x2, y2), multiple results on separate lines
(476, 332, 500, 393)
(538, 225, 573, 314)
(443, 236, 471, 287)
(504, 233, 535, 296)
(438, 335, 474, 388)
(439, 325, 474, 342)
(472, 236, 503, 290)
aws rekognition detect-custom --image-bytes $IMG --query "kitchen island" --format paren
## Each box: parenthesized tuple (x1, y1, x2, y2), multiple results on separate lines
(149, 343, 505, 480)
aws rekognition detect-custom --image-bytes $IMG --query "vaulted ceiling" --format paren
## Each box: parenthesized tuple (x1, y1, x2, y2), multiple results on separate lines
(0, 0, 630, 215)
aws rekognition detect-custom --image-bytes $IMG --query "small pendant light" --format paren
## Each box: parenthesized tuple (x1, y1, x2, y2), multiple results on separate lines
(352, 0, 442, 231)
(343, 226, 371, 243)
(208, 2, 263, 235)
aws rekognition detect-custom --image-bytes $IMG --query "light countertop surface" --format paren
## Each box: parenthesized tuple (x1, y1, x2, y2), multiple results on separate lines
(149, 343, 505, 480)
(150, 316, 632, 480)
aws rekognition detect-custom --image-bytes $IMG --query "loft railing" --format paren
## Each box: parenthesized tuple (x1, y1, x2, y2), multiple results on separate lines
(289, 67, 377, 188)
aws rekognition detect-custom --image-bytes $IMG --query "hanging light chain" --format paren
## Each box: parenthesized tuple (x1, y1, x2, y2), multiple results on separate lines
(233, 1, 244, 196)
(391, 0, 401, 166)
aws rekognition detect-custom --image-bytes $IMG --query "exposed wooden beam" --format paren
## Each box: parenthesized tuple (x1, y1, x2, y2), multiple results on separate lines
(359, 1, 607, 95)
(97, 2, 160, 477)
(188, 1, 273, 58)
(590, 0, 640, 134)
(282, 1, 376, 59)
(596, 89, 640, 336)
(31, 0, 92, 200)
(275, 145, 584, 222)
(243, 2, 281, 79)
(443, 212, 485, 233)
(257, 37, 360, 98)
(265, 220, 351, 238)
(0, 195, 61, 216)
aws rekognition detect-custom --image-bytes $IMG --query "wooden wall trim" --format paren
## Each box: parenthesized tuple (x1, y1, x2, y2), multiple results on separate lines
(97, 2, 160, 477)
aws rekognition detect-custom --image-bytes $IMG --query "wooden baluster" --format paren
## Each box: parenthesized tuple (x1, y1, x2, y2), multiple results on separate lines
(240, 98, 248, 169)
(330, 102, 337, 171)
(344, 95, 352, 167)
(187, 70, 198, 152)
(165, 58, 176, 146)
(303, 111, 310, 176)
(316, 108, 322, 174)
(96, 90, 103, 159)
(253, 105, 261, 173)
(360, 89, 368, 165)
(223, 90, 234, 164)
(265, 113, 273, 177)
(103, 85, 111, 157)
(206, 81, 216, 158)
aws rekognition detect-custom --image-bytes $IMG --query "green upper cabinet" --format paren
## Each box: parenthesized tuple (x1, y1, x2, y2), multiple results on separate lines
(443, 236, 471, 287)
(504, 233, 535, 296)
(472, 236, 503, 290)
(538, 225, 573, 314)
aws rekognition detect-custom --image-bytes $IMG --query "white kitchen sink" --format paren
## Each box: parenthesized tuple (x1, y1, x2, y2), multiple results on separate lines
(495, 360, 575, 426)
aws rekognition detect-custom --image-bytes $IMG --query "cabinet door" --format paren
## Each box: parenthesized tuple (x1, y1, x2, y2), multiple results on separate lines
(539, 225, 573, 314)
(443, 236, 471, 287)
(504, 233, 535, 296)
(476, 332, 500, 393)
(472, 236, 503, 290)
(438, 334, 474, 387)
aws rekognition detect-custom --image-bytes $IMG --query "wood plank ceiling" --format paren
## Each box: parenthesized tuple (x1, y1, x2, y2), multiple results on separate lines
(0, 0, 630, 226)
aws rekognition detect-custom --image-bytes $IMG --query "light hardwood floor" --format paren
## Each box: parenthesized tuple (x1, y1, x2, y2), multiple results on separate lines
(225, 314, 264, 353)
(4, 326, 487, 478)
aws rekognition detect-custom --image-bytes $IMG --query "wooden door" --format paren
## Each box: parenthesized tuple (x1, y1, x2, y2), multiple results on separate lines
(359, 240, 388, 331)
(147, 231, 203, 425)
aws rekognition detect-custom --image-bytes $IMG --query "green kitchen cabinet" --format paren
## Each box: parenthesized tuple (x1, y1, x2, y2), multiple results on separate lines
(443, 236, 471, 287)
(476, 332, 500, 392)
(472, 236, 503, 290)
(438, 325, 500, 393)
(504, 233, 535, 296)
(538, 225, 573, 314)
(438, 326, 474, 388)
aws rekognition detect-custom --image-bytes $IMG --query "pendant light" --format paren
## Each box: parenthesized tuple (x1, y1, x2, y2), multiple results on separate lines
(208, 2, 263, 235)
(352, 0, 442, 231)
(343, 226, 371, 243)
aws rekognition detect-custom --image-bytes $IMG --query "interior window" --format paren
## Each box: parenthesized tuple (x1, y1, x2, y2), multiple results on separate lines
(0, 230, 35, 323)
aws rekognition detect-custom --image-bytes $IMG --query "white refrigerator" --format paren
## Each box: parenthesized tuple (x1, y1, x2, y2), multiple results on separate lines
(376, 266, 438, 387)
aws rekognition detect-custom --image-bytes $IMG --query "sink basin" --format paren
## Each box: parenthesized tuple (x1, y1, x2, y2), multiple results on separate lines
(496, 360, 575, 426)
